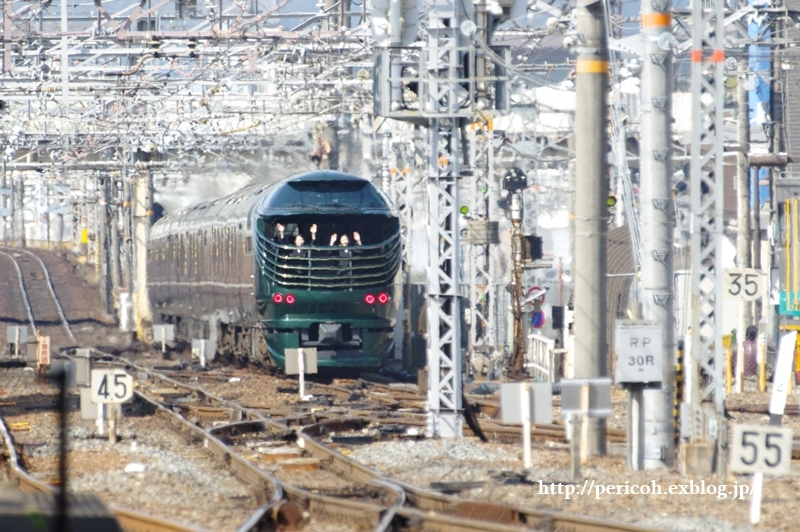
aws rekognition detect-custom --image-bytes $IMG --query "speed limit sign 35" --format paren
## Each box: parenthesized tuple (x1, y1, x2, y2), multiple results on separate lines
(723, 268, 765, 301)
(90, 369, 134, 404)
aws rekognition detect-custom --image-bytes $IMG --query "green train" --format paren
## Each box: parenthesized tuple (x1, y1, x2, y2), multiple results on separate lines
(148, 170, 401, 368)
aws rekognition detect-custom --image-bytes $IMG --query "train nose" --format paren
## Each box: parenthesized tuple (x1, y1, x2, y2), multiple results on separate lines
(318, 323, 344, 344)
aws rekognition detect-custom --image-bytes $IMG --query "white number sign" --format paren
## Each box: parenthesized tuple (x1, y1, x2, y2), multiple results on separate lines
(614, 321, 663, 384)
(90, 369, 133, 404)
(723, 268, 764, 301)
(730, 424, 792, 475)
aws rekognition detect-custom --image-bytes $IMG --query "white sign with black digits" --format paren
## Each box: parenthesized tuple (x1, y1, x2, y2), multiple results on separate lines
(614, 321, 663, 384)
(90, 369, 134, 404)
(731, 424, 792, 475)
(723, 268, 765, 301)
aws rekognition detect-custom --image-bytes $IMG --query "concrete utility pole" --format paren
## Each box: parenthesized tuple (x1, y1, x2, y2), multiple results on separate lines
(573, 0, 609, 456)
(640, 0, 675, 469)
(133, 170, 153, 339)
(735, 63, 751, 393)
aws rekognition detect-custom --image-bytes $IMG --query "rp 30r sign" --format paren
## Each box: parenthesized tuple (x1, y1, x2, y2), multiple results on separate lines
(614, 321, 664, 385)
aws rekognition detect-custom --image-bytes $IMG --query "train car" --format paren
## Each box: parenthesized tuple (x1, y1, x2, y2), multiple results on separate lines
(147, 170, 401, 368)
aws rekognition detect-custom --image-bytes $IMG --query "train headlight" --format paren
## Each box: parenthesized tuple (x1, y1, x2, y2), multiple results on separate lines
(285, 294, 295, 305)
(377, 292, 389, 305)
(272, 293, 283, 304)
(364, 294, 376, 305)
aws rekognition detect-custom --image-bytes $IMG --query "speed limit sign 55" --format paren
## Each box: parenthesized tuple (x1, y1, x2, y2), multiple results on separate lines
(90, 369, 134, 404)
(730, 424, 793, 475)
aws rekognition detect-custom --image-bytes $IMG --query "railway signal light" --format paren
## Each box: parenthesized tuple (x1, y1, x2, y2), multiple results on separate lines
(364, 294, 376, 305)
(272, 293, 284, 304)
(378, 292, 389, 305)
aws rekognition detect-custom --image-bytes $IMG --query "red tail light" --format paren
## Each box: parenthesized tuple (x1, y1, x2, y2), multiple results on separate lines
(285, 294, 295, 305)
(364, 294, 376, 305)
(378, 292, 389, 305)
(272, 293, 283, 304)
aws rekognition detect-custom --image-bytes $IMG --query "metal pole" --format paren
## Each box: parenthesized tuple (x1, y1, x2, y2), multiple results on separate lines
(3, 0, 12, 73)
(61, 0, 69, 109)
(97, 175, 111, 316)
(55, 366, 69, 532)
(0, 160, 6, 242)
(109, 181, 122, 303)
(521, 383, 531, 468)
(511, 191, 525, 372)
(640, 0, 675, 468)
(628, 385, 645, 470)
(752, 166, 761, 322)
(121, 167, 133, 294)
(573, 0, 609, 456)
(14, 173, 24, 247)
(736, 64, 752, 393)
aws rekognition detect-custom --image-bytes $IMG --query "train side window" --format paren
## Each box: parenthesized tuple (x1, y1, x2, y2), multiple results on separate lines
(245, 236, 252, 253)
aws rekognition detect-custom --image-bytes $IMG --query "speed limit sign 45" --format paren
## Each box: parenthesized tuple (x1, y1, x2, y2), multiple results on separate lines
(90, 369, 134, 404)
(730, 424, 793, 475)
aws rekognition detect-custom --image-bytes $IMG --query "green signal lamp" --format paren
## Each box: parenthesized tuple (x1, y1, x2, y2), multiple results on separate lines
(460, 206, 469, 215)
(606, 195, 617, 207)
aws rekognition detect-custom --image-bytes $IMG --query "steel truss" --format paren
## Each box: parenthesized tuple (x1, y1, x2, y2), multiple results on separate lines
(0, 0, 375, 169)
(420, 0, 472, 437)
(426, 118, 463, 437)
(466, 122, 496, 366)
(689, 0, 726, 441)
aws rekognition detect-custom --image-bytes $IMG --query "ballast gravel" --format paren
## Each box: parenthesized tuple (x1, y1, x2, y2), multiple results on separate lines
(0, 364, 260, 532)
(345, 436, 795, 532)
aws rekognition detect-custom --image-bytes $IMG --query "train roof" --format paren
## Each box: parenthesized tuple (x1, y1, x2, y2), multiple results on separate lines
(150, 170, 396, 240)
(254, 170, 396, 216)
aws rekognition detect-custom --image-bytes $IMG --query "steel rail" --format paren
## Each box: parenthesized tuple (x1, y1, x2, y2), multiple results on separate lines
(0, 250, 38, 337)
(297, 417, 658, 532)
(134, 382, 396, 531)
(0, 413, 202, 531)
(107, 355, 655, 531)
(0, 246, 76, 342)
(131, 389, 286, 531)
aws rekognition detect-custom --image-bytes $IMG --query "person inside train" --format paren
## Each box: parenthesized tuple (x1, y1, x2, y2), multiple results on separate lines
(292, 234, 306, 256)
(328, 231, 362, 246)
(274, 222, 289, 244)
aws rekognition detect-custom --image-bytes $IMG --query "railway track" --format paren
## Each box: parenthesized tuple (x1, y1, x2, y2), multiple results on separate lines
(0, 245, 76, 347)
(158, 368, 628, 445)
(100, 354, 660, 532)
(9, 345, 798, 530)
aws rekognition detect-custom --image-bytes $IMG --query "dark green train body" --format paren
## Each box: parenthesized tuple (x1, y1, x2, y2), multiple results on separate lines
(148, 171, 401, 369)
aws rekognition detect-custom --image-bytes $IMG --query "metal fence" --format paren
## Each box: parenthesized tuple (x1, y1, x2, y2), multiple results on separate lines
(525, 333, 557, 382)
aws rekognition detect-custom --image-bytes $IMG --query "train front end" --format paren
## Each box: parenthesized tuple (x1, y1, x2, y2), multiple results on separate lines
(252, 171, 401, 369)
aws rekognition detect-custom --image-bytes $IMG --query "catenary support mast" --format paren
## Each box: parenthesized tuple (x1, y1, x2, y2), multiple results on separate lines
(573, 0, 610, 456)
(640, 0, 676, 469)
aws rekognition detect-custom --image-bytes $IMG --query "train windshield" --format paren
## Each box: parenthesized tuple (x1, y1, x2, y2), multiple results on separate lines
(270, 181, 388, 210)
